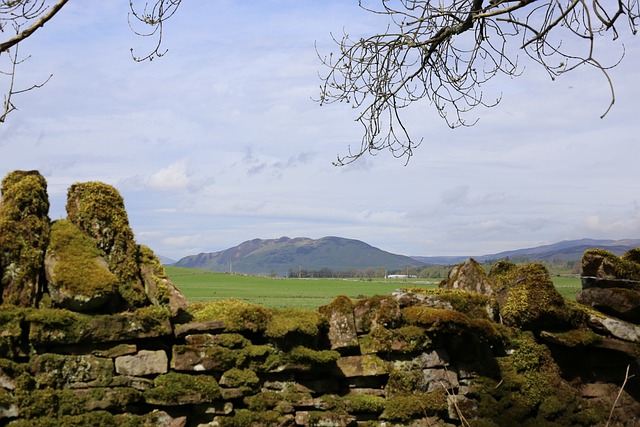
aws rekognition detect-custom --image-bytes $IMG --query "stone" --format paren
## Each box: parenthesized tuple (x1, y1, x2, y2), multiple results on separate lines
(29, 306, 173, 345)
(416, 348, 450, 369)
(353, 296, 401, 333)
(0, 170, 50, 307)
(319, 296, 359, 351)
(66, 181, 149, 309)
(391, 289, 454, 310)
(577, 287, 640, 324)
(44, 220, 119, 313)
(419, 368, 459, 393)
(139, 244, 188, 316)
(588, 315, 640, 342)
(31, 354, 114, 387)
(336, 355, 389, 378)
(495, 262, 574, 331)
(0, 403, 19, 420)
(581, 248, 640, 291)
(440, 258, 496, 297)
(92, 343, 137, 358)
(171, 344, 236, 372)
(174, 320, 226, 338)
(115, 349, 168, 376)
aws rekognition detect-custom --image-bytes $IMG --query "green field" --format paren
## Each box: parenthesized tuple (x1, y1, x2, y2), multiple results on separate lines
(166, 266, 583, 310)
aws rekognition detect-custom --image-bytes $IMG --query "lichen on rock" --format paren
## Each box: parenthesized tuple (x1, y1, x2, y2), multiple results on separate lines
(0, 170, 50, 307)
(65, 181, 148, 309)
(44, 220, 118, 312)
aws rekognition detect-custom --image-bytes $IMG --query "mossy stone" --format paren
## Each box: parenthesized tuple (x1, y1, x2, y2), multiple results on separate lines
(45, 220, 118, 312)
(144, 372, 221, 405)
(187, 299, 272, 332)
(0, 170, 50, 307)
(498, 263, 581, 331)
(65, 181, 148, 309)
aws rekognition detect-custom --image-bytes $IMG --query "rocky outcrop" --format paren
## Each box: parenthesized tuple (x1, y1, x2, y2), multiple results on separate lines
(440, 257, 496, 296)
(578, 248, 640, 323)
(0, 171, 50, 307)
(0, 171, 186, 318)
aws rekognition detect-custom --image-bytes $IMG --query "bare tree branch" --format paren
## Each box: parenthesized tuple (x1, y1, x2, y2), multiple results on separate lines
(318, 0, 640, 165)
(0, 0, 69, 54)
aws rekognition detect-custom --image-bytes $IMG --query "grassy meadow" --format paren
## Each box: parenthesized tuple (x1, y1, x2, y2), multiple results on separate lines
(165, 266, 582, 310)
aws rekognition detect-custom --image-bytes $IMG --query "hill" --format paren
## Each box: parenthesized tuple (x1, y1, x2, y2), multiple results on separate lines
(412, 238, 640, 265)
(172, 236, 425, 276)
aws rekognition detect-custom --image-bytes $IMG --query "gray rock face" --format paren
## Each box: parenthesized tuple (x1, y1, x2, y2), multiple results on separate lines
(440, 258, 496, 297)
(577, 287, 640, 323)
(115, 350, 169, 376)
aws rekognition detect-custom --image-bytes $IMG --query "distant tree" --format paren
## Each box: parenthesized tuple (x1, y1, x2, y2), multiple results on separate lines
(318, 1, 639, 164)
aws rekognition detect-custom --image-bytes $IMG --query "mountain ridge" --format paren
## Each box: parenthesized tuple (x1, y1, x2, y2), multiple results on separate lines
(172, 236, 425, 276)
(171, 237, 640, 276)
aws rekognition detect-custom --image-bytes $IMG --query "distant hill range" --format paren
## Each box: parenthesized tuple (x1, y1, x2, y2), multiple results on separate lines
(412, 238, 640, 265)
(170, 237, 640, 276)
(172, 236, 425, 276)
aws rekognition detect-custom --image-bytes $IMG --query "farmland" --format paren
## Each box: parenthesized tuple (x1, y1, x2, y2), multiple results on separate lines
(166, 266, 582, 310)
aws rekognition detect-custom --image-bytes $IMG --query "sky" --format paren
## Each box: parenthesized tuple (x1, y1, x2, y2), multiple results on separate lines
(1, 1, 639, 262)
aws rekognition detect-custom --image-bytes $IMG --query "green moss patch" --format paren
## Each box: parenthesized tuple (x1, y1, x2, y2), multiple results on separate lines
(187, 299, 272, 332)
(0, 170, 50, 307)
(47, 220, 118, 297)
(265, 308, 326, 340)
(144, 372, 220, 405)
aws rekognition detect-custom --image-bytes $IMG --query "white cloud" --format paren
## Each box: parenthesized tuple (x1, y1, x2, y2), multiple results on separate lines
(148, 160, 191, 191)
(1, 2, 639, 261)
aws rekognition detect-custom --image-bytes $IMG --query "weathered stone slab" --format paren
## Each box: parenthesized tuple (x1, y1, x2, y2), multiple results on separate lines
(320, 296, 359, 351)
(31, 354, 114, 387)
(336, 355, 389, 378)
(115, 349, 168, 376)
(29, 307, 173, 345)
(577, 287, 640, 324)
(416, 348, 451, 369)
(174, 320, 226, 338)
(420, 368, 459, 393)
(588, 315, 640, 342)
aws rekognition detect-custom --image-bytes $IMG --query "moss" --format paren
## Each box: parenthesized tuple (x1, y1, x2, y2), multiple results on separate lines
(221, 367, 260, 392)
(488, 260, 518, 286)
(265, 308, 326, 342)
(217, 408, 284, 427)
(65, 181, 147, 308)
(0, 170, 50, 307)
(342, 394, 386, 414)
(318, 295, 354, 317)
(285, 345, 340, 365)
(28, 306, 171, 345)
(244, 389, 311, 412)
(471, 331, 593, 425)
(137, 244, 171, 305)
(545, 328, 603, 347)
(386, 367, 424, 396)
(622, 247, 640, 264)
(583, 248, 640, 284)
(499, 263, 577, 331)
(381, 390, 447, 422)
(353, 295, 402, 331)
(187, 299, 272, 332)
(47, 220, 118, 296)
(361, 324, 432, 354)
(402, 305, 472, 333)
(144, 372, 221, 405)
(215, 333, 251, 349)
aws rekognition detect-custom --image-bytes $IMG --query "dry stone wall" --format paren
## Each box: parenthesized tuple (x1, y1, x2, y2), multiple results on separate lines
(1, 170, 640, 426)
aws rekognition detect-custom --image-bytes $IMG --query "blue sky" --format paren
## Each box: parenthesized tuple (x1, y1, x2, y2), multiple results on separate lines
(1, 1, 639, 261)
